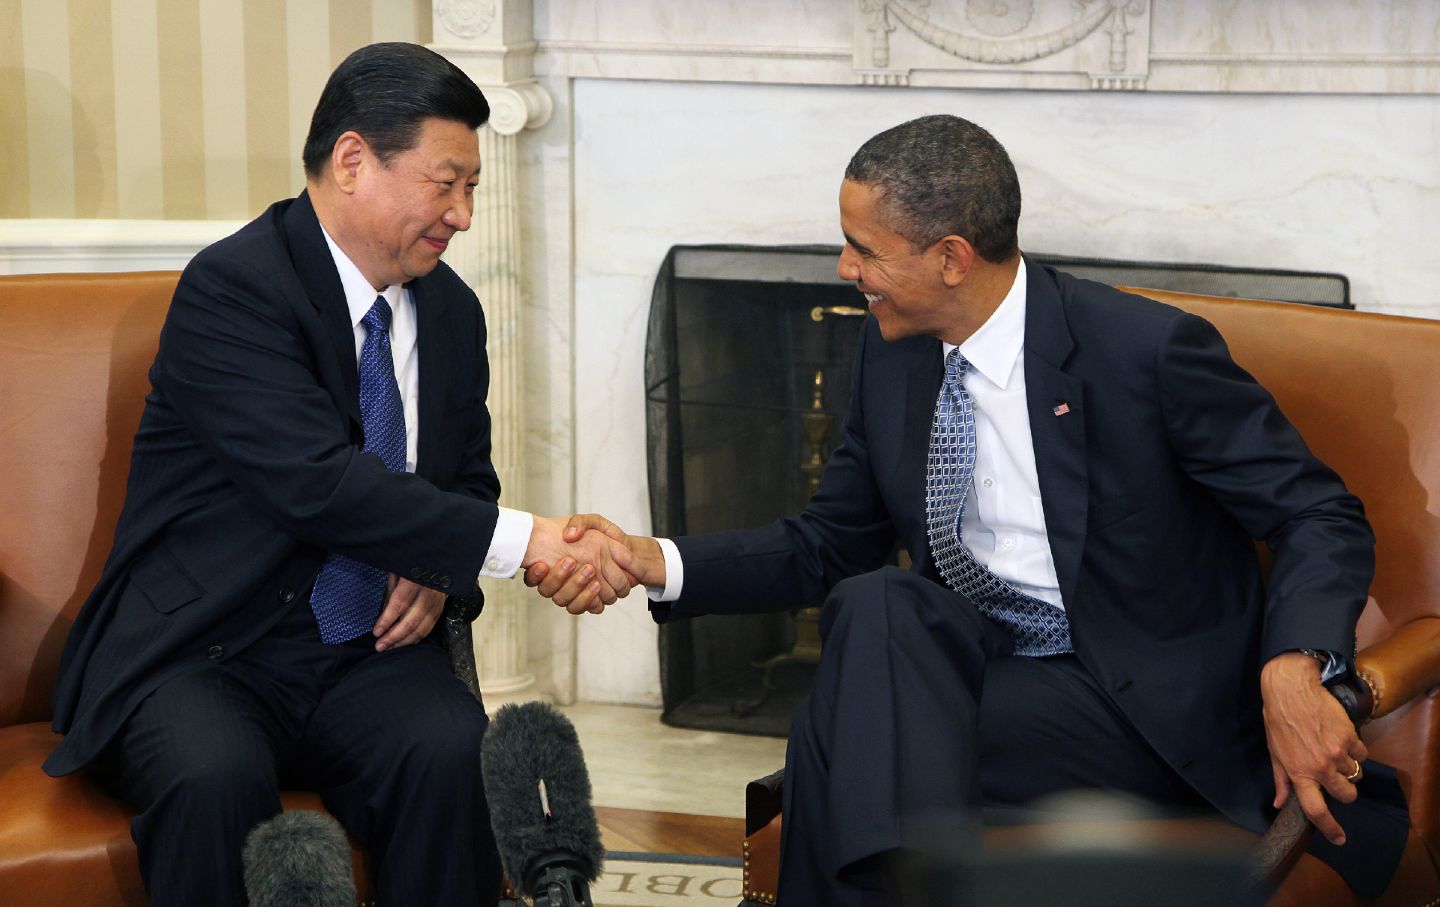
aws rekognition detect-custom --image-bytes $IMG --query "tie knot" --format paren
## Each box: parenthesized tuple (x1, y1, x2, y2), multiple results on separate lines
(944, 348, 970, 387)
(362, 296, 393, 335)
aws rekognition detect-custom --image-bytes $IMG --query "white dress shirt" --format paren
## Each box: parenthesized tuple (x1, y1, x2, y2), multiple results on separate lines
(651, 257, 1063, 608)
(320, 227, 530, 580)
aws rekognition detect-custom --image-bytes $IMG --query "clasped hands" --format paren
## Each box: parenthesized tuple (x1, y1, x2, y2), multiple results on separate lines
(522, 514, 664, 614)
(364, 513, 648, 652)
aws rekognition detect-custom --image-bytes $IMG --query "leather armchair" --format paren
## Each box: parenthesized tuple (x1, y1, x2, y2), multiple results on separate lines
(0, 271, 487, 905)
(739, 289, 1440, 906)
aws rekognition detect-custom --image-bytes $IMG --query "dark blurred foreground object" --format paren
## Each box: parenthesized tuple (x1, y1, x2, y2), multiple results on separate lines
(737, 288, 1440, 907)
(243, 810, 357, 907)
(898, 792, 1260, 907)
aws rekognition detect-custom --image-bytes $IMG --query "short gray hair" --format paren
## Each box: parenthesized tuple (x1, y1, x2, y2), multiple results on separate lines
(845, 115, 1021, 263)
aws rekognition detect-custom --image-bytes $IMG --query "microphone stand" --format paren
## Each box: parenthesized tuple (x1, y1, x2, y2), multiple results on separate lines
(528, 856, 595, 907)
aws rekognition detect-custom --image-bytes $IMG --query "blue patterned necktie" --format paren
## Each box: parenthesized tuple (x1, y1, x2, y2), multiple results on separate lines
(309, 295, 407, 644)
(925, 348, 1073, 657)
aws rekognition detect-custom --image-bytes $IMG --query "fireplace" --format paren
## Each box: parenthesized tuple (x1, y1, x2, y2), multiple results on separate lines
(645, 245, 1348, 737)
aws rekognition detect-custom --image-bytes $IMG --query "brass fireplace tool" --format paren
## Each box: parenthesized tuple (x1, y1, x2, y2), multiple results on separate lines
(732, 368, 832, 717)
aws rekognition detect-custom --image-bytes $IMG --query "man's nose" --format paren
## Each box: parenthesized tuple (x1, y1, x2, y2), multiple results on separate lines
(445, 197, 473, 232)
(837, 245, 859, 282)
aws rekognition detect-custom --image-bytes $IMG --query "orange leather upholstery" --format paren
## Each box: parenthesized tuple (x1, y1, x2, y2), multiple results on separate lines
(739, 289, 1440, 905)
(1142, 289, 1440, 906)
(0, 273, 375, 905)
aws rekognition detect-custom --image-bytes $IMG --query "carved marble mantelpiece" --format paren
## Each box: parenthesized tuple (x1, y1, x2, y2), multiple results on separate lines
(855, 0, 1151, 90)
(531, 0, 1439, 95)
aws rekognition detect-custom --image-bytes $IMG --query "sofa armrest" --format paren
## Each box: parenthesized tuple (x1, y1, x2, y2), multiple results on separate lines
(1354, 616, 1440, 721)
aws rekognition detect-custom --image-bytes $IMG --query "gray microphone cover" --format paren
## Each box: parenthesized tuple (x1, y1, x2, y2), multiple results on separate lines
(482, 701, 605, 890)
(243, 809, 358, 907)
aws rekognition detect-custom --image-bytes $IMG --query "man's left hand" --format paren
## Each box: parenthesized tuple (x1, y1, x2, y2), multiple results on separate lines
(1261, 650, 1368, 846)
(373, 575, 446, 651)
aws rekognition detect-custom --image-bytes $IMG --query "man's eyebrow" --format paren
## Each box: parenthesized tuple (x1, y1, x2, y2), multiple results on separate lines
(436, 159, 481, 180)
(843, 232, 872, 255)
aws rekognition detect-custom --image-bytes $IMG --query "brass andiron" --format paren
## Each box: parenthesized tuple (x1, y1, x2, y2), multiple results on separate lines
(733, 369, 832, 717)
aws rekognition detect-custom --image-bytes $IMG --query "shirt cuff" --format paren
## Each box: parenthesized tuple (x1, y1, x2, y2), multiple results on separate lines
(480, 507, 532, 580)
(1307, 648, 1349, 684)
(646, 537, 684, 602)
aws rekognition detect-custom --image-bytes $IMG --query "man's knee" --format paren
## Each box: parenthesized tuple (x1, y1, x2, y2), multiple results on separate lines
(822, 566, 951, 640)
(395, 698, 488, 776)
(821, 566, 910, 637)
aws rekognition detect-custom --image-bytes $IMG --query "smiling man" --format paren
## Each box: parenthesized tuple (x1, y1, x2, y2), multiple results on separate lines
(538, 115, 1402, 903)
(44, 43, 628, 906)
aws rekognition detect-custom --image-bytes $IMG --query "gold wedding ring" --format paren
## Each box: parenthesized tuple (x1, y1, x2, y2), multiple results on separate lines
(1343, 758, 1363, 782)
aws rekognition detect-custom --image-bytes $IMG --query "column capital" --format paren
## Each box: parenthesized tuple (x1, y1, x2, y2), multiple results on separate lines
(430, 0, 551, 135)
(479, 78, 554, 135)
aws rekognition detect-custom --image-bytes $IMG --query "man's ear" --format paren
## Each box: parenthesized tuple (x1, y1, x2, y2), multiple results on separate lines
(938, 235, 975, 288)
(330, 131, 368, 195)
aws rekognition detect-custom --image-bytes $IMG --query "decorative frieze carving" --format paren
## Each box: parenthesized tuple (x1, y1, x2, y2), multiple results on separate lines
(967, 0, 1034, 37)
(854, 0, 1151, 90)
(434, 0, 497, 41)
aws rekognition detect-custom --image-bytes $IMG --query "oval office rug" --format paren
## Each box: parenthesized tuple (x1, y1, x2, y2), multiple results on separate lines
(592, 852, 744, 906)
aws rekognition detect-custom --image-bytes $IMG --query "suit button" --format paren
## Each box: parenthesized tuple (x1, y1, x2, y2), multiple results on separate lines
(207, 645, 224, 660)
(410, 568, 424, 580)
(277, 587, 295, 603)
(438, 575, 451, 590)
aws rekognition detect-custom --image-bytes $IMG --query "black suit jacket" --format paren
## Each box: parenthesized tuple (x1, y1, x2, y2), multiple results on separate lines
(47, 192, 503, 776)
(655, 259, 1375, 835)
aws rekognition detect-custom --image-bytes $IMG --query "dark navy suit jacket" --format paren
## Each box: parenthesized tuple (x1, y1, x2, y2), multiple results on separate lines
(655, 259, 1376, 838)
(47, 192, 502, 776)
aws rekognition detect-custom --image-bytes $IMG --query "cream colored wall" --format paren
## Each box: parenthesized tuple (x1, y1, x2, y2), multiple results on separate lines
(0, 0, 431, 220)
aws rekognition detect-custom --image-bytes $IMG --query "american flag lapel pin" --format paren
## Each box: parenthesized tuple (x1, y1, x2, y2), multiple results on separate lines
(1052, 402, 1071, 417)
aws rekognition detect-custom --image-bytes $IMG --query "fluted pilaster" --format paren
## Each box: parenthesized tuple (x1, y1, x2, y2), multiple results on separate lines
(431, 0, 553, 705)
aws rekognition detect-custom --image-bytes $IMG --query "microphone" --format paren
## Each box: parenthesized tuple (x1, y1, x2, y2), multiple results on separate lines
(482, 701, 604, 907)
(242, 810, 358, 907)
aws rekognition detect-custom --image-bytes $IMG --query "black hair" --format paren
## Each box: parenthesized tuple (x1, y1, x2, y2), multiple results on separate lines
(302, 42, 489, 178)
(845, 114, 1021, 263)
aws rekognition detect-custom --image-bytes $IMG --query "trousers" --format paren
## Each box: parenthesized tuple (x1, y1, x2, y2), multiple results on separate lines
(97, 593, 502, 906)
(777, 567, 1204, 906)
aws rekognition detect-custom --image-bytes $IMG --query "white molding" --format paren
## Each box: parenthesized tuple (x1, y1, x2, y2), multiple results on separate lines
(535, 41, 854, 85)
(532, 38, 1439, 94)
(0, 219, 243, 274)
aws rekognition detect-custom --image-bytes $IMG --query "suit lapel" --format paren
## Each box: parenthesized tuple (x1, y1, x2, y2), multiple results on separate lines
(899, 336, 944, 578)
(411, 277, 450, 482)
(1023, 259, 1088, 608)
(283, 192, 362, 433)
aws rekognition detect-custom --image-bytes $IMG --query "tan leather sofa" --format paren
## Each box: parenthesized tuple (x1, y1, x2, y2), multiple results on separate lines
(740, 289, 1440, 906)
(0, 272, 379, 905)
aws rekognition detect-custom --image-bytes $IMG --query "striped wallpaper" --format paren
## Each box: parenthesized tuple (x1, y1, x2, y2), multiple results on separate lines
(1, 0, 431, 220)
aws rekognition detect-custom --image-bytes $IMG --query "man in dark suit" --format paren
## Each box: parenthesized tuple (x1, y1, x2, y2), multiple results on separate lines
(536, 115, 1398, 903)
(44, 43, 628, 906)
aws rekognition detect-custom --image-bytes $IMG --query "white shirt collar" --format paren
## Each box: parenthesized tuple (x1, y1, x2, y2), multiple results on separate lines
(942, 255, 1027, 389)
(318, 223, 403, 329)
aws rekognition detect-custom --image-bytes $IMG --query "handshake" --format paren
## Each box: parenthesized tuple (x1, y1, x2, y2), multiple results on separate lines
(520, 514, 662, 615)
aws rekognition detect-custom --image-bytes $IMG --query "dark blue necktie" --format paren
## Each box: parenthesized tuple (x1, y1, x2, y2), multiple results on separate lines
(309, 296, 407, 644)
(925, 348, 1073, 656)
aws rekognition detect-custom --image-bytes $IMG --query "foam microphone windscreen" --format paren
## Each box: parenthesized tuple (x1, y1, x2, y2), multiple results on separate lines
(481, 701, 605, 892)
(242, 810, 358, 907)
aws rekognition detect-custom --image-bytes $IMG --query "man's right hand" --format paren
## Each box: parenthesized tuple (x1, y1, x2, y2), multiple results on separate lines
(523, 513, 666, 614)
(521, 515, 637, 614)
